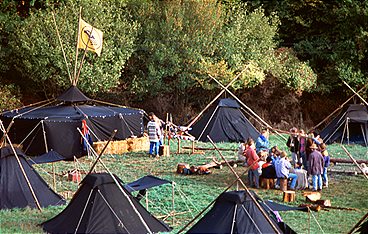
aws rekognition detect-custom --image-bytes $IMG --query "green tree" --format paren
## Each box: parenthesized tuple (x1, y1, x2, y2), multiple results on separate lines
(249, 0, 368, 93)
(2, 0, 139, 96)
(124, 1, 316, 103)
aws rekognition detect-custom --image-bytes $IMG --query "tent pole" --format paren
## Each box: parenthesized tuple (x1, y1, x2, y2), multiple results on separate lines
(347, 118, 350, 145)
(207, 136, 281, 234)
(73, 7, 82, 85)
(230, 204, 237, 234)
(41, 120, 56, 191)
(0, 99, 56, 145)
(361, 124, 368, 147)
(51, 11, 72, 84)
(82, 128, 117, 175)
(209, 75, 286, 141)
(0, 120, 42, 211)
(75, 22, 95, 85)
(323, 116, 346, 143)
(186, 66, 249, 130)
(310, 82, 368, 131)
(347, 212, 368, 234)
(177, 161, 257, 233)
(172, 182, 175, 226)
(146, 190, 149, 210)
(341, 145, 368, 180)
(341, 120, 348, 144)
(343, 81, 368, 106)
(78, 130, 153, 234)
(198, 105, 219, 141)
(308, 207, 311, 234)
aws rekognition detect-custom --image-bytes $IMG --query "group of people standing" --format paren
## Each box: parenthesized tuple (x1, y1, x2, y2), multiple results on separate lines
(238, 127, 330, 191)
(286, 127, 330, 191)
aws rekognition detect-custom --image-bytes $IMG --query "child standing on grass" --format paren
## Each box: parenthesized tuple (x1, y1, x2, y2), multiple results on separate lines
(320, 143, 330, 188)
(245, 138, 260, 188)
(147, 112, 161, 158)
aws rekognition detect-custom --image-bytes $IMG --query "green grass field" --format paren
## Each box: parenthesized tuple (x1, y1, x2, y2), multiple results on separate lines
(1, 135, 367, 233)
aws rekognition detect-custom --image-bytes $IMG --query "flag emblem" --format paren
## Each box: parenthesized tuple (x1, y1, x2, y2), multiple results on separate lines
(78, 19, 103, 56)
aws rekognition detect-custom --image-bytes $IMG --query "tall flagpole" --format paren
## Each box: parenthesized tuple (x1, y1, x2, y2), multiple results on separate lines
(73, 7, 82, 86)
(75, 26, 94, 85)
(51, 11, 73, 84)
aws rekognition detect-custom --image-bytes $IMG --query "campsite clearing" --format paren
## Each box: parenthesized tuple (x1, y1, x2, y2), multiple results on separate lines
(0, 136, 367, 233)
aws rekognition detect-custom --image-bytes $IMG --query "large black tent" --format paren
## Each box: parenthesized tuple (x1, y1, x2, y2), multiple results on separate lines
(189, 98, 260, 142)
(320, 104, 368, 145)
(42, 173, 171, 234)
(0, 146, 65, 209)
(187, 190, 304, 234)
(0, 86, 144, 160)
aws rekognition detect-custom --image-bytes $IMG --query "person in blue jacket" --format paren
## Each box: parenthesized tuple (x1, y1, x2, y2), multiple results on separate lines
(256, 129, 270, 154)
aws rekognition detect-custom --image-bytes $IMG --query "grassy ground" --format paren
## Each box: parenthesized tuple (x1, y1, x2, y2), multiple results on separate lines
(0, 135, 367, 233)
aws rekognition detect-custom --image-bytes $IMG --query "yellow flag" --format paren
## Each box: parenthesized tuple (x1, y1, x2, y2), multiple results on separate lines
(77, 19, 103, 56)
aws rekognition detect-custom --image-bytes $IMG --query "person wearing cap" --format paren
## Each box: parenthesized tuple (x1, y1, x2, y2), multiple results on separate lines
(308, 143, 324, 191)
(275, 151, 297, 190)
(286, 127, 300, 168)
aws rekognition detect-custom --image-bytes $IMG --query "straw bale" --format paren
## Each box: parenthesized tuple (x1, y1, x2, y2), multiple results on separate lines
(93, 136, 149, 155)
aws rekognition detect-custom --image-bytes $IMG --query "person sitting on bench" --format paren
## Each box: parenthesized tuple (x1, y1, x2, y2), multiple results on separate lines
(261, 156, 277, 179)
(275, 151, 297, 190)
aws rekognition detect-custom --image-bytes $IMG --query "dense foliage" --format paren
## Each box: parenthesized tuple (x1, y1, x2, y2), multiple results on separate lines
(1, 0, 318, 101)
(0, 0, 367, 125)
(249, 0, 368, 94)
(0, 0, 138, 97)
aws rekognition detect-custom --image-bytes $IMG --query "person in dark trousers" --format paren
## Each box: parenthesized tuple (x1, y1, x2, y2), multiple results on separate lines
(286, 127, 300, 168)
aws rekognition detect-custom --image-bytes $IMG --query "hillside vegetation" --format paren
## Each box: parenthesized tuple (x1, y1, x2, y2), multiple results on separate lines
(0, 0, 367, 128)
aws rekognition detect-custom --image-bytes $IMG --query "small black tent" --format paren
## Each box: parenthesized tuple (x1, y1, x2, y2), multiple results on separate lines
(189, 98, 260, 143)
(187, 190, 302, 234)
(0, 146, 65, 209)
(320, 104, 368, 145)
(0, 86, 144, 160)
(42, 173, 171, 234)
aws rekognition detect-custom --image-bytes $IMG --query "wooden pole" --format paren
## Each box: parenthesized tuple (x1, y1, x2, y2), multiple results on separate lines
(347, 212, 368, 234)
(209, 74, 287, 141)
(0, 100, 56, 145)
(177, 160, 258, 233)
(340, 145, 368, 180)
(172, 182, 175, 226)
(343, 81, 368, 106)
(78, 128, 117, 175)
(207, 135, 281, 234)
(0, 120, 42, 211)
(78, 129, 153, 233)
(310, 82, 368, 131)
(51, 11, 72, 84)
(73, 7, 82, 85)
(186, 66, 249, 129)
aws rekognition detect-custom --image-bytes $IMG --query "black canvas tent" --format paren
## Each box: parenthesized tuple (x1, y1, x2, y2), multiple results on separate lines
(189, 98, 260, 143)
(187, 190, 304, 234)
(0, 146, 65, 209)
(42, 173, 171, 234)
(320, 104, 368, 145)
(0, 86, 144, 160)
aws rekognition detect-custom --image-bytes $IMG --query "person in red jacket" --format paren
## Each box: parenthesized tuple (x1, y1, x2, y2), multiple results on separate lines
(245, 138, 260, 188)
